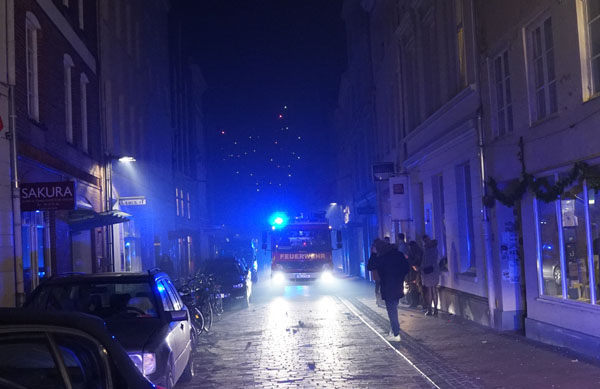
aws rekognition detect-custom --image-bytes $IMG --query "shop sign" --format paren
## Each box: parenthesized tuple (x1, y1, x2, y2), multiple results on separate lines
(119, 196, 146, 206)
(372, 162, 395, 182)
(20, 181, 75, 211)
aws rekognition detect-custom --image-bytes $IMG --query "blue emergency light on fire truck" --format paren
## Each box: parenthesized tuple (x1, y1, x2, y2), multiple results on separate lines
(263, 212, 342, 284)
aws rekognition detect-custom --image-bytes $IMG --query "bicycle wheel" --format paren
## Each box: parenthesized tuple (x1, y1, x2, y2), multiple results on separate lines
(201, 301, 213, 331)
(192, 307, 204, 335)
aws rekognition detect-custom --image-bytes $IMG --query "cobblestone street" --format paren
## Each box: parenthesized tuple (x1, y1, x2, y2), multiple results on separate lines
(176, 275, 600, 388)
(177, 277, 482, 389)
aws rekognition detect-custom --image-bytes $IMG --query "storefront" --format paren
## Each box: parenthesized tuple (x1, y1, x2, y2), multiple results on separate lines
(18, 170, 128, 294)
(522, 161, 600, 356)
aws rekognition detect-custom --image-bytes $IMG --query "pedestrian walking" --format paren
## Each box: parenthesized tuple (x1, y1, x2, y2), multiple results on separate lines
(367, 239, 410, 341)
(421, 235, 440, 316)
(368, 240, 385, 308)
(406, 240, 424, 308)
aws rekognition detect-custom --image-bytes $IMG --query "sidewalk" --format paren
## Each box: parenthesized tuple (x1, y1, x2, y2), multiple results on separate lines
(343, 277, 600, 389)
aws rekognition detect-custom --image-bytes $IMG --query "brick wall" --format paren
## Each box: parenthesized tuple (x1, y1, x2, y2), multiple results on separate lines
(14, 0, 101, 177)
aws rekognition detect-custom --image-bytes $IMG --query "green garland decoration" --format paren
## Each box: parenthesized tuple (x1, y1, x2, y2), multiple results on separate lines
(487, 162, 600, 207)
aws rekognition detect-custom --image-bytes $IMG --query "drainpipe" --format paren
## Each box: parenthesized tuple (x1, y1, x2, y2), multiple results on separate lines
(477, 110, 496, 329)
(6, 0, 24, 306)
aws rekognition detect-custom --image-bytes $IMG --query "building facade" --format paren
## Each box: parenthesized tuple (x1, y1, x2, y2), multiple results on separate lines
(169, 4, 211, 276)
(99, 0, 210, 279)
(98, 0, 174, 274)
(6, 0, 103, 305)
(337, 0, 600, 358)
(479, 0, 600, 358)
(332, 0, 378, 279)
(0, 0, 16, 307)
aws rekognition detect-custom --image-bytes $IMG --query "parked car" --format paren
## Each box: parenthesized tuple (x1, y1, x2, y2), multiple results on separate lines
(0, 308, 160, 388)
(541, 243, 562, 286)
(25, 270, 194, 389)
(203, 258, 252, 308)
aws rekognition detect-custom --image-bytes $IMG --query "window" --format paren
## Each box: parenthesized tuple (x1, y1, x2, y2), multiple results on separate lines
(455, 0, 467, 88)
(64, 54, 74, 144)
(536, 172, 600, 304)
(78, 0, 84, 29)
(164, 280, 183, 310)
(492, 50, 514, 137)
(187, 192, 191, 220)
(101, 0, 109, 20)
(115, 0, 121, 37)
(135, 22, 140, 65)
(175, 188, 179, 216)
(103, 81, 113, 149)
(432, 174, 447, 260)
(80, 74, 88, 152)
(0, 334, 63, 387)
(526, 15, 557, 122)
(126, 3, 132, 54)
(157, 280, 174, 311)
(180, 189, 185, 218)
(26, 12, 40, 121)
(577, 0, 600, 98)
(455, 162, 475, 272)
(400, 37, 420, 132)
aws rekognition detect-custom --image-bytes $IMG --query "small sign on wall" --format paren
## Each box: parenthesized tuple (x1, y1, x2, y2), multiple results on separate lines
(389, 175, 410, 221)
(119, 196, 146, 206)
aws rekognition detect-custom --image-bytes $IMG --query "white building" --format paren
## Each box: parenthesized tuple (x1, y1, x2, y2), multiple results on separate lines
(479, 0, 600, 358)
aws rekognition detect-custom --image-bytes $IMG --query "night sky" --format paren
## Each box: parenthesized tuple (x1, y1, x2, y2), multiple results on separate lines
(181, 0, 346, 231)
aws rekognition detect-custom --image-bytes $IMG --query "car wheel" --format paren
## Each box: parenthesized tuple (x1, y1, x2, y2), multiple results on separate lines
(179, 354, 194, 382)
(553, 265, 561, 285)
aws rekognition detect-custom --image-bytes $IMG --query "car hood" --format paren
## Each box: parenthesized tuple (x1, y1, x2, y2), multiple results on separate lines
(105, 319, 165, 351)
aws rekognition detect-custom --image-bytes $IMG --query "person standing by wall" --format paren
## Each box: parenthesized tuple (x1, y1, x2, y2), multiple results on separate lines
(407, 240, 424, 308)
(368, 240, 410, 341)
(421, 235, 440, 316)
(368, 239, 385, 308)
(397, 233, 409, 260)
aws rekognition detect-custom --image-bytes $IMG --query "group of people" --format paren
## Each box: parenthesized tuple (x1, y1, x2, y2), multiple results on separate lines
(367, 233, 440, 342)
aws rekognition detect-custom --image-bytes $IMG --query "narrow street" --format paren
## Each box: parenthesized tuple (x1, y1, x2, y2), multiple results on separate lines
(178, 276, 600, 388)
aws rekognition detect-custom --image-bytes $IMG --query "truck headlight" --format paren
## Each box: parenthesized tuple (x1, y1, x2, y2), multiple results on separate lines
(320, 270, 334, 283)
(128, 352, 156, 375)
(272, 271, 285, 284)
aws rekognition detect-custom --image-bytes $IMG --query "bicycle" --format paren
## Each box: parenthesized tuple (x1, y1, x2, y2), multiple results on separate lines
(177, 279, 205, 342)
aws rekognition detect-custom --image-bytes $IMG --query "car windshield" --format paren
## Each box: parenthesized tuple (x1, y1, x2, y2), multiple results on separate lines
(205, 261, 241, 276)
(30, 281, 159, 319)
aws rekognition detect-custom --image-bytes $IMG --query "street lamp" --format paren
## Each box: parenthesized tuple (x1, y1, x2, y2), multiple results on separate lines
(105, 154, 136, 272)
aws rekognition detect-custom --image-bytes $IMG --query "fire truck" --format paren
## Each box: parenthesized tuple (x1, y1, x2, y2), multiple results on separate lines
(262, 212, 341, 285)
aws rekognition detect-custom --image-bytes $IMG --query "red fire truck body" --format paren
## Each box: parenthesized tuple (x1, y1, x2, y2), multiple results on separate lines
(269, 218, 334, 283)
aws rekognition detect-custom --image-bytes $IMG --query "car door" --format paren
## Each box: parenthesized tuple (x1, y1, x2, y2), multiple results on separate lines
(160, 279, 190, 380)
(156, 279, 184, 378)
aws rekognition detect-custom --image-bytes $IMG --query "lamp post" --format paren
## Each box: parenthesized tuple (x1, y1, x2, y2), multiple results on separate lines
(104, 154, 136, 272)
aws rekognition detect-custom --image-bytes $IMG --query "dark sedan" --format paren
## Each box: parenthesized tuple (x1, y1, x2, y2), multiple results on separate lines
(204, 258, 252, 308)
(0, 308, 159, 388)
(25, 270, 193, 389)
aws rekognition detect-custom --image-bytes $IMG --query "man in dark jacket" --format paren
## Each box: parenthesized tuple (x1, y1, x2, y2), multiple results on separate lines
(367, 239, 410, 341)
